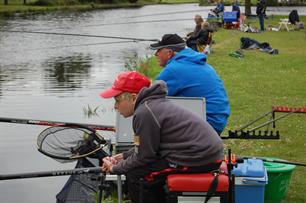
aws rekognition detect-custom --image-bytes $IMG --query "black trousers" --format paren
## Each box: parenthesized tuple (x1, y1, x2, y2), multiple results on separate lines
(126, 159, 221, 203)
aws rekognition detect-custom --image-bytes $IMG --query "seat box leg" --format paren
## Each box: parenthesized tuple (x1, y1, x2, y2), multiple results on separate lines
(167, 193, 178, 203)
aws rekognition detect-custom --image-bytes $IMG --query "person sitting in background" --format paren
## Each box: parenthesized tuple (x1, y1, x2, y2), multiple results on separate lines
(186, 15, 204, 51)
(196, 22, 214, 54)
(288, 10, 299, 25)
(212, 0, 225, 17)
(100, 71, 224, 203)
(150, 34, 230, 134)
(187, 21, 214, 52)
(186, 14, 204, 39)
(232, 0, 240, 19)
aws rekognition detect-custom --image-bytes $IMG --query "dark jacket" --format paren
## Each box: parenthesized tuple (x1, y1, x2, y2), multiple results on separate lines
(214, 2, 225, 15)
(112, 81, 224, 174)
(241, 37, 270, 49)
(232, 3, 240, 19)
(187, 25, 202, 38)
(256, 0, 266, 16)
(289, 10, 299, 25)
(186, 28, 214, 50)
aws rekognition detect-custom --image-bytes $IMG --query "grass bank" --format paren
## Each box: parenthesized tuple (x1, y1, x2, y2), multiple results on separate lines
(210, 16, 306, 202)
(136, 15, 306, 202)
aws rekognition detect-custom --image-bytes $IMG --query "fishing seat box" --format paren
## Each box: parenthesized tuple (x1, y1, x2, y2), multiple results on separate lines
(223, 11, 238, 23)
(166, 162, 229, 203)
(232, 159, 268, 203)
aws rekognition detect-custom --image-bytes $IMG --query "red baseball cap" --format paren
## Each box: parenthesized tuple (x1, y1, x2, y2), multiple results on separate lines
(100, 71, 151, 98)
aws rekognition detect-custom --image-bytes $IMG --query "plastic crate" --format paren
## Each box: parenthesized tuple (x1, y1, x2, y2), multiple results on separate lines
(233, 159, 268, 203)
(223, 11, 238, 22)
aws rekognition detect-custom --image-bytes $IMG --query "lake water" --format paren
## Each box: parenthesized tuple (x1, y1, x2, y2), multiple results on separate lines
(0, 4, 305, 203)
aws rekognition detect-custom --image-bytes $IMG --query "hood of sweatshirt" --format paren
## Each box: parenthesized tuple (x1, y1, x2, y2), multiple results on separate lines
(167, 48, 207, 66)
(134, 81, 167, 110)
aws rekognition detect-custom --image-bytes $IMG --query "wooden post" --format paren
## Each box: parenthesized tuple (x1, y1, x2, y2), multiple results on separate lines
(4, 0, 8, 5)
(24, 0, 26, 4)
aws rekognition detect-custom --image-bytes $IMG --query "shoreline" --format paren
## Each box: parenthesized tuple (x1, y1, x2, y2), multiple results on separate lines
(1, 1, 305, 18)
(0, 3, 145, 17)
(0, 1, 199, 17)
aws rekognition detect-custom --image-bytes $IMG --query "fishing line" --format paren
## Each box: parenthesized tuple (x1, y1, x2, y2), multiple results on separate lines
(38, 40, 137, 49)
(31, 18, 192, 32)
(0, 30, 159, 42)
(9, 40, 137, 52)
(127, 8, 210, 18)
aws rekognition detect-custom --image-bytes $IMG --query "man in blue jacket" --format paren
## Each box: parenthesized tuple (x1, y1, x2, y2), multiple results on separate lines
(150, 34, 230, 134)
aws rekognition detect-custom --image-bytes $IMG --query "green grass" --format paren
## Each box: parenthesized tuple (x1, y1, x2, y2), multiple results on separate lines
(136, 16, 306, 202)
(1, 0, 36, 3)
(209, 16, 306, 202)
(125, 55, 162, 79)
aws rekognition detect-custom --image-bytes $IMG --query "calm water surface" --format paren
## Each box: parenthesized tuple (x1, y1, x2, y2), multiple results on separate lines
(0, 4, 305, 202)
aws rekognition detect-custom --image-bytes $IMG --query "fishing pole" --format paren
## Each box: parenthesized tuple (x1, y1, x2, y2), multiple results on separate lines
(0, 30, 159, 42)
(0, 116, 115, 131)
(11, 40, 137, 52)
(0, 167, 103, 181)
(32, 18, 192, 32)
(248, 111, 296, 132)
(127, 8, 210, 18)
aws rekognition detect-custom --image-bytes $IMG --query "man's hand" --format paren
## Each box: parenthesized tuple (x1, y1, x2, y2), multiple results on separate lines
(102, 153, 124, 173)
(112, 153, 123, 163)
(102, 157, 113, 173)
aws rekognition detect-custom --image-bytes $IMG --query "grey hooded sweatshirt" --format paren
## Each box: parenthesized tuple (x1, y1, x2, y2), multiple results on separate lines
(112, 81, 224, 174)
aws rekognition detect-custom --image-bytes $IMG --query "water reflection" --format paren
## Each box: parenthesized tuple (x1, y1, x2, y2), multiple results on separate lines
(0, 68, 3, 97)
(43, 54, 92, 93)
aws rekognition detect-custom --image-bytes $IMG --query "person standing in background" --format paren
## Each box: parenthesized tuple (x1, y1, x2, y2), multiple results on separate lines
(256, 0, 267, 31)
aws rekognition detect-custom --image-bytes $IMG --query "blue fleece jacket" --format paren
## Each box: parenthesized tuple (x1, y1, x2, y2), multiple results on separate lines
(156, 48, 230, 133)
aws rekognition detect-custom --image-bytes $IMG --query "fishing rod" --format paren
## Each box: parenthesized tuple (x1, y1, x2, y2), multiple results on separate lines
(236, 106, 306, 132)
(0, 167, 103, 181)
(0, 30, 159, 42)
(248, 111, 295, 132)
(33, 18, 192, 32)
(127, 8, 210, 18)
(0, 117, 115, 131)
(0, 124, 110, 202)
(10, 40, 137, 53)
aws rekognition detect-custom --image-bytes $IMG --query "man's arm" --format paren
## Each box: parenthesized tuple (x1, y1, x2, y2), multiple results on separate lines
(111, 106, 161, 174)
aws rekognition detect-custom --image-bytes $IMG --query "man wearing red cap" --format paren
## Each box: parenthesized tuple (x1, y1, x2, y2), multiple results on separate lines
(100, 71, 224, 203)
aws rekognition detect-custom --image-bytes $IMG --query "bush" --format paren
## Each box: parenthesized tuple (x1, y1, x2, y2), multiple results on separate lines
(128, 0, 138, 3)
(266, 0, 278, 6)
(32, 0, 80, 6)
(63, 0, 80, 5)
(32, 0, 55, 6)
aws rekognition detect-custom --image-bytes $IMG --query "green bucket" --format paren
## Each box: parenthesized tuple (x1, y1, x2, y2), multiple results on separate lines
(263, 158, 296, 203)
